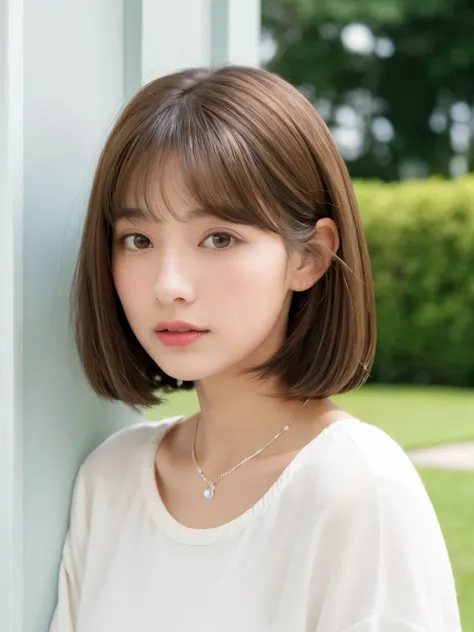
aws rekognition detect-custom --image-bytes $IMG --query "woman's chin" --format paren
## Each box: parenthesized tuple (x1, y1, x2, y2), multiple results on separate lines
(157, 362, 217, 384)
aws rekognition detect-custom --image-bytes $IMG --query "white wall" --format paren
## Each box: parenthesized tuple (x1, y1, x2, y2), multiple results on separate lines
(0, 1, 24, 630)
(142, 0, 212, 84)
(0, 1, 260, 630)
(22, 2, 138, 630)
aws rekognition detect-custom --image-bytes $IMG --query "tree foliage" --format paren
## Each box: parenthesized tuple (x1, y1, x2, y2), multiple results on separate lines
(263, 0, 474, 180)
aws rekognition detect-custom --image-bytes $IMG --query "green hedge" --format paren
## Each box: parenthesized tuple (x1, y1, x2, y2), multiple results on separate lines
(355, 176, 474, 388)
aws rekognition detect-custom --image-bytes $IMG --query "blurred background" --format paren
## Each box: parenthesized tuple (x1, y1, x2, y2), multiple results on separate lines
(262, 0, 474, 181)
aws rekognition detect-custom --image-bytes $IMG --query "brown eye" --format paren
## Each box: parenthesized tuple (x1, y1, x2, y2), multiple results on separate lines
(202, 232, 236, 249)
(122, 234, 152, 250)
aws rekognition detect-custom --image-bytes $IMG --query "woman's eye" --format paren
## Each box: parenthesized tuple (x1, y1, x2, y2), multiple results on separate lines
(121, 234, 152, 250)
(202, 232, 236, 249)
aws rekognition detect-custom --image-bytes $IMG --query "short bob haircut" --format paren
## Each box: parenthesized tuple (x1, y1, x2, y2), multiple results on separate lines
(72, 65, 376, 408)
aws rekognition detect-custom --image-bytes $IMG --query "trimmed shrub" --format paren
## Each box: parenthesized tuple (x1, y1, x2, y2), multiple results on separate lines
(355, 176, 474, 387)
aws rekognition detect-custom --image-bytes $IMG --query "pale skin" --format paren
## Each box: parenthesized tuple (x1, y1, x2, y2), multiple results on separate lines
(112, 165, 353, 529)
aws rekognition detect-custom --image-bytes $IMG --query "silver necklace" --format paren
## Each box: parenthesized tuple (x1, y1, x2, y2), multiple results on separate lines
(191, 398, 310, 500)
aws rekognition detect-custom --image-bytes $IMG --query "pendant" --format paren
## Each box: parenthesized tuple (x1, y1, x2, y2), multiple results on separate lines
(203, 483, 215, 500)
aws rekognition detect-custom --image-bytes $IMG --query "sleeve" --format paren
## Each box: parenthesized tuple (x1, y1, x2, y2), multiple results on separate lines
(48, 466, 89, 632)
(310, 472, 462, 632)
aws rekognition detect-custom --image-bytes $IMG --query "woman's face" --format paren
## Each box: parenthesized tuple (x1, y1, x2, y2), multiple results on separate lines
(112, 168, 317, 384)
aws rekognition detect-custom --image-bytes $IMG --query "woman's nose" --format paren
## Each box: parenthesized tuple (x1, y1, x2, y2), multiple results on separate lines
(153, 250, 196, 304)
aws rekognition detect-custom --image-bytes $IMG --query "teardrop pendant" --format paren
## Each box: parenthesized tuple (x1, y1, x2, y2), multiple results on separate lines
(203, 483, 215, 500)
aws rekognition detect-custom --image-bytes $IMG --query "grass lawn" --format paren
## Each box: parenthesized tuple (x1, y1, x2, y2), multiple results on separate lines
(419, 468, 474, 631)
(145, 385, 474, 629)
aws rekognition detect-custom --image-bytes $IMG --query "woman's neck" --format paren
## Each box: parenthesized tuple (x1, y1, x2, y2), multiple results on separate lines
(192, 374, 334, 468)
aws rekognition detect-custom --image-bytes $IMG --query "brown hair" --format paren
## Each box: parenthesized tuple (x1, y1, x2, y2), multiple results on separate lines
(72, 65, 376, 408)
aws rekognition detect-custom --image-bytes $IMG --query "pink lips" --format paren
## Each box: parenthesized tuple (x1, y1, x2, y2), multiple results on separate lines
(154, 321, 209, 348)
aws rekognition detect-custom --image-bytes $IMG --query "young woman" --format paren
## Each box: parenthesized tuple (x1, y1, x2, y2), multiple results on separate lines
(50, 66, 462, 631)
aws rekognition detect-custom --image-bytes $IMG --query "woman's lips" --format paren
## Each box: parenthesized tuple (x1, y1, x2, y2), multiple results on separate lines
(155, 330, 208, 347)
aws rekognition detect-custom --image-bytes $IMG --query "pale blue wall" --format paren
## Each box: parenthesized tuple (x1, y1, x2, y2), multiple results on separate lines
(22, 0, 138, 629)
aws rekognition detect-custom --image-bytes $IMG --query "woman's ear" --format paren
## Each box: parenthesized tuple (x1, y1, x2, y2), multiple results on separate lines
(289, 218, 340, 292)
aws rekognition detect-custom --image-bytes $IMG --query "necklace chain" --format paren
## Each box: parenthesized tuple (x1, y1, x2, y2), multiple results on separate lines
(191, 398, 310, 500)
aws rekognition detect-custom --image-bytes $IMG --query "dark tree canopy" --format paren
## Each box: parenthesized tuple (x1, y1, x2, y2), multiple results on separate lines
(263, 0, 474, 180)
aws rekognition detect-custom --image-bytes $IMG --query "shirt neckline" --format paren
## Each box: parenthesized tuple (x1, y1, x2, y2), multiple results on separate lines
(141, 415, 360, 546)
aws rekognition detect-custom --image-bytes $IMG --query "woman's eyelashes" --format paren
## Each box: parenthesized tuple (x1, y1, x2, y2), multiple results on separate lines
(120, 234, 152, 250)
(199, 231, 241, 249)
(117, 230, 243, 251)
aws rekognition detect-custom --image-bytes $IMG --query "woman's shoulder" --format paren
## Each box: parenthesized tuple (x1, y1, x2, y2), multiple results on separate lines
(299, 417, 426, 505)
(78, 416, 183, 483)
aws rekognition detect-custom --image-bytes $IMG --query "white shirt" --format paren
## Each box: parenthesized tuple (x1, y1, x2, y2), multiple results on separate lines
(49, 416, 462, 632)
